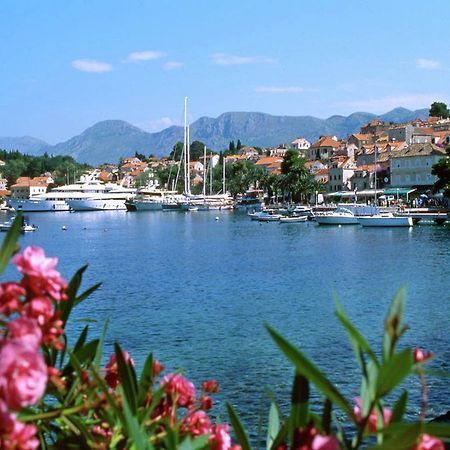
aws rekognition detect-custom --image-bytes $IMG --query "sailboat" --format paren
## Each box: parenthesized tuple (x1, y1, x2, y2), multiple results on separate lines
(357, 145, 413, 227)
(161, 98, 190, 211)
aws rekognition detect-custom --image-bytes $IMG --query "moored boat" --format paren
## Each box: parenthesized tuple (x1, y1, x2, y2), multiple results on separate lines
(357, 213, 413, 227)
(279, 215, 308, 223)
(315, 207, 359, 225)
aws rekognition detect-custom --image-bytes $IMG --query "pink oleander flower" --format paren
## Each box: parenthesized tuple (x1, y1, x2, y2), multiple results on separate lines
(414, 347, 433, 364)
(202, 379, 219, 393)
(200, 394, 213, 410)
(353, 398, 392, 432)
(182, 410, 212, 437)
(0, 340, 47, 410)
(153, 359, 164, 377)
(412, 434, 444, 450)
(209, 423, 232, 450)
(311, 434, 340, 450)
(25, 296, 54, 326)
(104, 352, 134, 390)
(40, 315, 64, 349)
(0, 401, 39, 450)
(0, 282, 26, 316)
(7, 317, 42, 350)
(14, 246, 67, 301)
(162, 373, 196, 408)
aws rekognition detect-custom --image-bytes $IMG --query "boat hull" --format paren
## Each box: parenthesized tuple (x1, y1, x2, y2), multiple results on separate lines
(128, 200, 163, 211)
(357, 215, 413, 227)
(66, 199, 127, 211)
(279, 216, 308, 223)
(8, 199, 70, 212)
(316, 215, 359, 225)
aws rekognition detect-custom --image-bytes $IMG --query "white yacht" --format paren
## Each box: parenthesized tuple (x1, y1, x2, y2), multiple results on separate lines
(8, 175, 126, 212)
(315, 206, 359, 225)
(126, 188, 179, 211)
(65, 186, 136, 211)
(357, 213, 413, 227)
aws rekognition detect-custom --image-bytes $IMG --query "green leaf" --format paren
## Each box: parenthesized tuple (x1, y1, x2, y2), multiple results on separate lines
(73, 339, 100, 366)
(370, 423, 421, 450)
(270, 421, 289, 450)
(115, 343, 138, 415)
(72, 326, 89, 354)
(138, 353, 154, 405)
(73, 282, 102, 308)
(226, 403, 252, 450)
(382, 287, 407, 362)
(121, 387, 149, 450)
(289, 373, 309, 441)
(391, 391, 408, 423)
(0, 213, 21, 275)
(266, 325, 354, 419)
(422, 422, 450, 438)
(321, 398, 332, 435)
(334, 296, 379, 368)
(376, 349, 413, 397)
(267, 402, 280, 450)
(94, 318, 109, 370)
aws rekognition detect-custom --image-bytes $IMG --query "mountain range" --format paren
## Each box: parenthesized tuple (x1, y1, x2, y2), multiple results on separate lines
(0, 107, 429, 165)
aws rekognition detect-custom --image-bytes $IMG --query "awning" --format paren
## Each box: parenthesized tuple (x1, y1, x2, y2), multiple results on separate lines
(382, 188, 416, 196)
(325, 191, 356, 197)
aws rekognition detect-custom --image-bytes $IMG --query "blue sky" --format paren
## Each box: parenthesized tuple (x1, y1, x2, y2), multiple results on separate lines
(0, 0, 449, 143)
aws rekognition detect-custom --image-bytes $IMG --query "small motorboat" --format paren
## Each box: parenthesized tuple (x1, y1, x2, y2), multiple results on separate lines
(279, 215, 308, 223)
(0, 216, 39, 233)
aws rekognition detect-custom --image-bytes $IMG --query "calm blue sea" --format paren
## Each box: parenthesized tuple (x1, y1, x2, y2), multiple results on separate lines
(2, 210, 449, 438)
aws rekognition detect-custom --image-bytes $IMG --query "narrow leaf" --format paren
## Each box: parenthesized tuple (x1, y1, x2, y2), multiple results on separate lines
(138, 353, 154, 405)
(369, 422, 421, 450)
(289, 373, 309, 442)
(382, 287, 406, 362)
(376, 349, 413, 397)
(391, 391, 408, 423)
(227, 403, 252, 450)
(115, 343, 138, 415)
(334, 297, 379, 367)
(267, 402, 280, 450)
(266, 325, 354, 419)
(0, 213, 21, 275)
(321, 399, 332, 435)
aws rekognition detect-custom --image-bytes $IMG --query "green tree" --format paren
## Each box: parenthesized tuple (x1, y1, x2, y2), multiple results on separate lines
(3, 159, 27, 186)
(229, 141, 235, 153)
(188, 140, 209, 161)
(169, 142, 184, 161)
(429, 101, 450, 118)
(431, 146, 450, 197)
(225, 160, 264, 197)
(134, 151, 146, 161)
(236, 139, 242, 151)
(280, 150, 311, 202)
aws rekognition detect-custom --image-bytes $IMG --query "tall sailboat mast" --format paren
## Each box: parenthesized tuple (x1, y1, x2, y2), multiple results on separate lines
(183, 97, 188, 194)
(374, 144, 378, 207)
(209, 152, 213, 195)
(222, 155, 226, 195)
(202, 145, 207, 197)
(187, 123, 191, 196)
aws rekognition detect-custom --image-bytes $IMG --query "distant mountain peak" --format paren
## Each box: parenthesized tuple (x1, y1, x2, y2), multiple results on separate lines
(0, 107, 430, 164)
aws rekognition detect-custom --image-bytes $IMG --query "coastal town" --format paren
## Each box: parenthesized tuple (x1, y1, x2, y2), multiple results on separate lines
(2, 110, 449, 215)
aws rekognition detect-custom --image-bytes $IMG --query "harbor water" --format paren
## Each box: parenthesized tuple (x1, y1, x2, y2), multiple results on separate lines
(1, 210, 449, 438)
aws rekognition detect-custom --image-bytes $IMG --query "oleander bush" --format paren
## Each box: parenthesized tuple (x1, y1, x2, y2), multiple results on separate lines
(0, 214, 449, 449)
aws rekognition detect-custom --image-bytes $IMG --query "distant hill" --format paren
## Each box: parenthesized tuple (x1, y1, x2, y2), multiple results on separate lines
(0, 136, 50, 155)
(0, 107, 429, 165)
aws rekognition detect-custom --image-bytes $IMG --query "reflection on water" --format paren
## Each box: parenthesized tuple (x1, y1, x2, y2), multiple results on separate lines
(2, 210, 449, 436)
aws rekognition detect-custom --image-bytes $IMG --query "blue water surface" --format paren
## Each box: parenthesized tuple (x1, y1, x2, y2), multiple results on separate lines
(2, 210, 449, 438)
